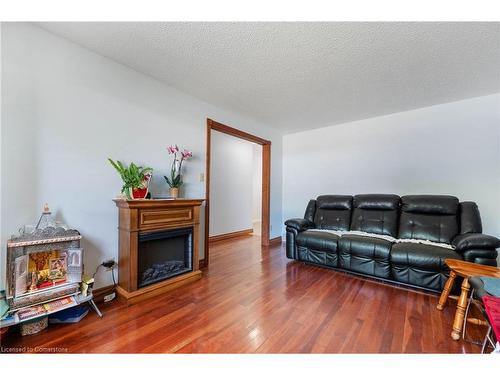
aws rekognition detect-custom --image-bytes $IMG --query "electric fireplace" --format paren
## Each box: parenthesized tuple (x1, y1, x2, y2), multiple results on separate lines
(113, 198, 203, 305)
(138, 227, 193, 288)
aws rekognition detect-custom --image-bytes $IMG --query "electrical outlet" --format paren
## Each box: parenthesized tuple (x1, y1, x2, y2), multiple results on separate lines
(104, 292, 116, 303)
(199, 172, 205, 182)
(102, 258, 116, 270)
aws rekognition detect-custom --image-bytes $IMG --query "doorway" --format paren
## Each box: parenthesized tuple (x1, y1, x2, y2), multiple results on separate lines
(204, 118, 271, 267)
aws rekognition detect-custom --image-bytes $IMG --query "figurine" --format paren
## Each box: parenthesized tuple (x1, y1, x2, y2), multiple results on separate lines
(29, 272, 38, 292)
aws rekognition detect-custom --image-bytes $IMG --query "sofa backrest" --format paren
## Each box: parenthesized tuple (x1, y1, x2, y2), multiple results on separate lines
(314, 195, 352, 230)
(458, 201, 482, 234)
(398, 195, 459, 243)
(304, 199, 317, 222)
(350, 194, 400, 237)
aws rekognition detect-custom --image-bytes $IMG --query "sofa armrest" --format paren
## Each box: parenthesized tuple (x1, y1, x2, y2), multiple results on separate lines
(452, 233, 500, 252)
(462, 249, 498, 266)
(284, 218, 315, 232)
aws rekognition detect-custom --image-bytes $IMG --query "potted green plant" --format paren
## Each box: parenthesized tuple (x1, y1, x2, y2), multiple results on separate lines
(108, 158, 153, 200)
(164, 145, 193, 198)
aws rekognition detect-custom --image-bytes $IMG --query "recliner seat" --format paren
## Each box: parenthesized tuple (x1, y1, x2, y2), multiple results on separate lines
(390, 242, 462, 290)
(285, 194, 500, 292)
(296, 230, 339, 267)
(338, 194, 399, 279)
(390, 195, 463, 290)
(339, 234, 393, 279)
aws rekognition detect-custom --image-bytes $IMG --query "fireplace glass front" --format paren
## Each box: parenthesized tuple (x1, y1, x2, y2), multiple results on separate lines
(138, 227, 193, 289)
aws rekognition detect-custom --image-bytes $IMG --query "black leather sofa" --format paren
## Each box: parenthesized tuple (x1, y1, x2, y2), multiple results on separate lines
(285, 194, 500, 291)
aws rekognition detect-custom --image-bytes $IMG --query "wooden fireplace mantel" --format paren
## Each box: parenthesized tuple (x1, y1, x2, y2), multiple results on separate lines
(113, 198, 204, 305)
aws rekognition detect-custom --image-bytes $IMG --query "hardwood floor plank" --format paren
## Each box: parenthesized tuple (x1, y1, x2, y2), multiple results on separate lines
(1, 235, 487, 353)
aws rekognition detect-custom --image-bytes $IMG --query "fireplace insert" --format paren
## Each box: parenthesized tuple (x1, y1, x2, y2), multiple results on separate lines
(138, 227, 193, 288)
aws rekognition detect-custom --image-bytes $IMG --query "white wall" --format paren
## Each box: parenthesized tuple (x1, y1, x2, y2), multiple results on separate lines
(252, 144, 262, 223)
(1, 24, 42, 289)
(1, 23, 283, 289)
(209, 132, 253, 236)
(283, 94, 500, 262)
(209, 135, 263, 237)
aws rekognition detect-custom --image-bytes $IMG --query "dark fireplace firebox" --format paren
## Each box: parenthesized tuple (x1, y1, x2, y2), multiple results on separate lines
(138, 227, 193, 288)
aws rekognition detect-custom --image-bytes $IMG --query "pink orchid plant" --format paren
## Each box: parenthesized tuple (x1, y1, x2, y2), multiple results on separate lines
(164, 145, 193, 188)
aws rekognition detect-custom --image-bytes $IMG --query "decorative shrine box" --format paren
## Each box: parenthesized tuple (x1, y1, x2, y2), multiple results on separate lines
(6, 205, 83, 310)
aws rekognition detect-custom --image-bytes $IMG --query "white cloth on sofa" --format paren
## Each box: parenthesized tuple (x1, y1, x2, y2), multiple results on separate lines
(396, 238, 455, 250)
(306, 229, 455, 250)
(307, 229, 396, 242)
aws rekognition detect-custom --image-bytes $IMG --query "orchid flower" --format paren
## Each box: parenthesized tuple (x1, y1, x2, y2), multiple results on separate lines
(164, 145, 193, 188)
(181, 150, 193, 160)
(167, 145, 179, 154)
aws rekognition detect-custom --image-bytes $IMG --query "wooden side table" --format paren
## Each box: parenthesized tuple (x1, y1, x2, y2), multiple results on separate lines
(437, 259, 500, 340)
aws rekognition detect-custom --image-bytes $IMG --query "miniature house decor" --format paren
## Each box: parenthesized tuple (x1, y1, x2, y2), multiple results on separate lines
(6, 205, 83, 308)
(2, 204, 102, 333)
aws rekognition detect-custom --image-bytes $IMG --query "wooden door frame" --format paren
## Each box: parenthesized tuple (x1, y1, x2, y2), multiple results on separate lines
(204, 118, 271, 267)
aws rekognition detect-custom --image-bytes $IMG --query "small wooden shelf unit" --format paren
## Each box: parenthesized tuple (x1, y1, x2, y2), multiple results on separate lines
(113, 198, 204, 305)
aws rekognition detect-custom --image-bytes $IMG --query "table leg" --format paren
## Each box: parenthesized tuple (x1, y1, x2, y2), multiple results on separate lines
(451, 277, 470, 340)
(437, 270, 456, 310)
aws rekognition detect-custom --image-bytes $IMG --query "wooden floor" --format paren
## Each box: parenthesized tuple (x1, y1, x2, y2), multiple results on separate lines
(1, 235, 488, 353)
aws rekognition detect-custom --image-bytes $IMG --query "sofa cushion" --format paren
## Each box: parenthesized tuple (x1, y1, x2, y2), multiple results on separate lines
(338, 234, 393, 279)
(314, 195, 352, 230)
(354, 194, 400, 211)
(390, 242, 462, 290)
(401, 195, 459, 215)
(296, 230, 340, 253)
(398, 195, 459, 244)
(351, 194, 400, 237)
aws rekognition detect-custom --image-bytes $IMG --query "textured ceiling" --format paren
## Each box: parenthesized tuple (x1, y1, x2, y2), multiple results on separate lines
(37, 22, 500, 133)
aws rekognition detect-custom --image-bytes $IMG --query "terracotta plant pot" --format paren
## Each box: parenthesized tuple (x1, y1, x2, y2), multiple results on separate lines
(169, 187, 179, 199)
